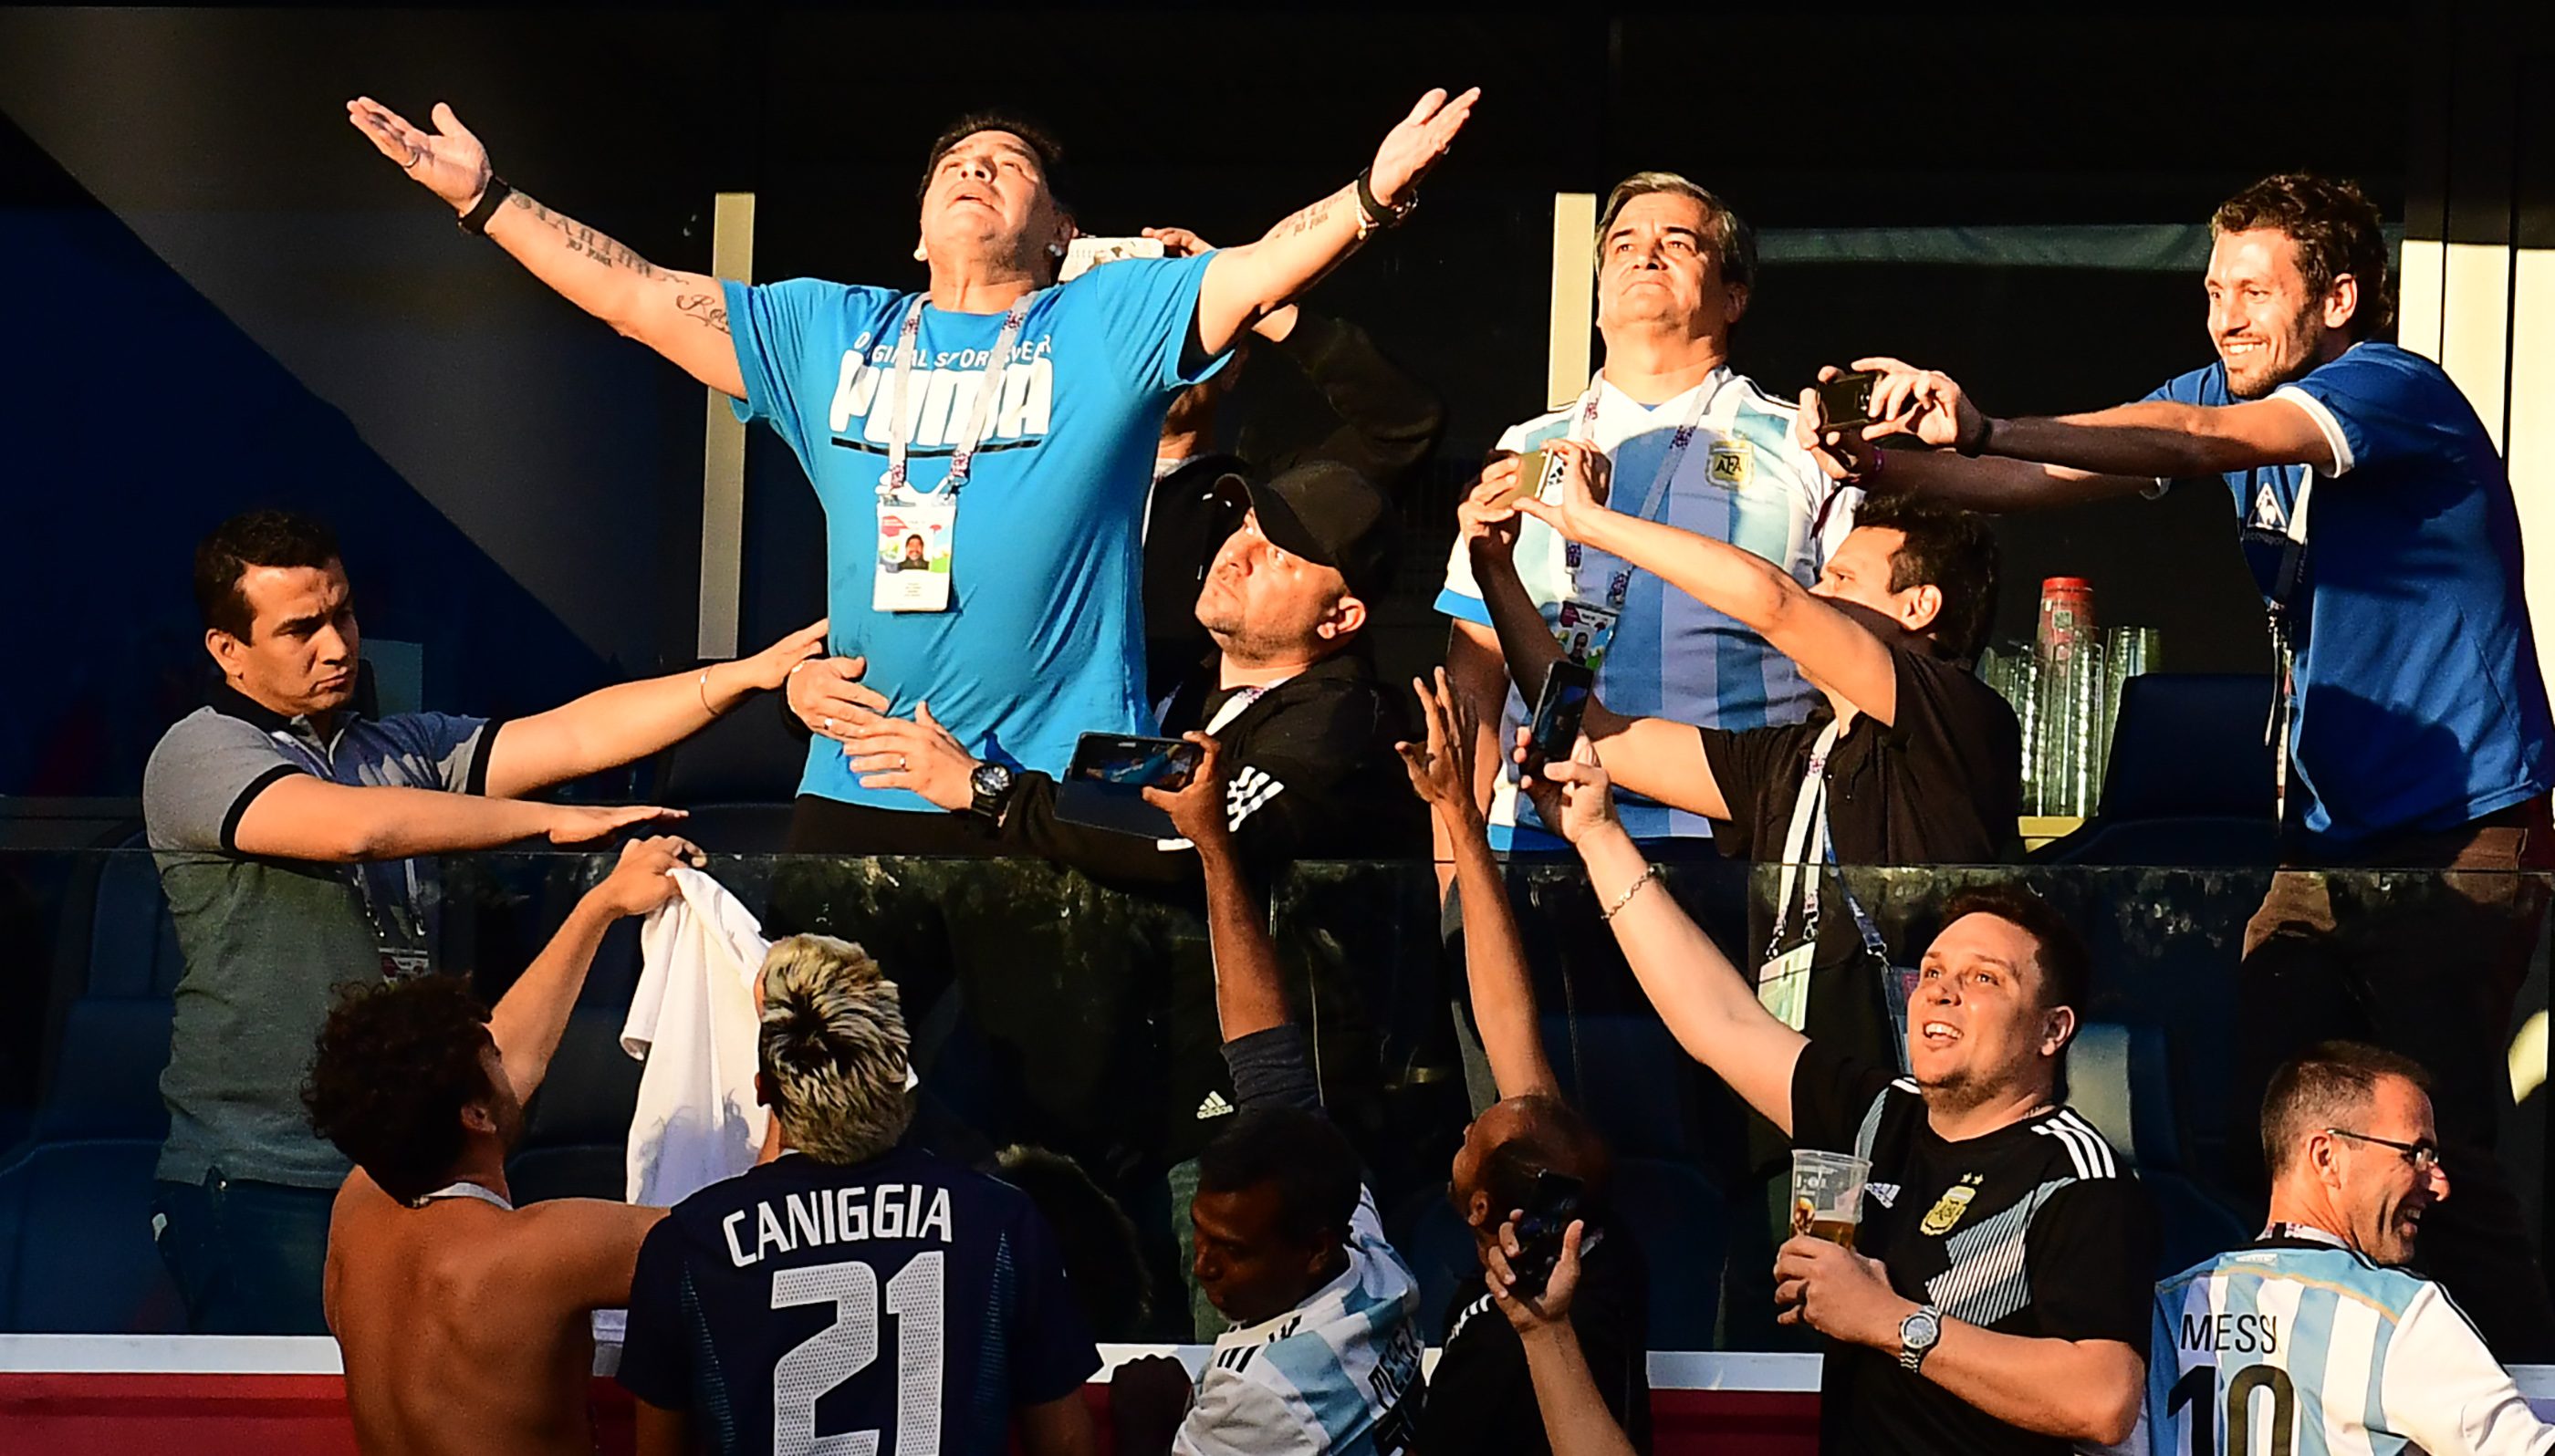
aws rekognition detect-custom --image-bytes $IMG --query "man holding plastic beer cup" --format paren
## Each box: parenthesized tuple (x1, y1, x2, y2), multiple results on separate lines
(1520, 740, 2157, 1455)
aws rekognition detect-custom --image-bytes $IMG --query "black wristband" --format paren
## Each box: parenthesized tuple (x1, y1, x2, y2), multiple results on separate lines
(1353, 168, 1413, 233)
(1957, 413, 1995, 458)
(458, 176, 512, 236)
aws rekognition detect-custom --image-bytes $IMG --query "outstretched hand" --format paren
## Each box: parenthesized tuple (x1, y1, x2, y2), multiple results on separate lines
(1489, 1215, 1585, 1333)
(1517, 732, 1618, 847)
(1396, 668, 1481, 824)
(347, 98, 493, 212)
(1366, 87, 1482, 209)
(588, 835, 705, 919)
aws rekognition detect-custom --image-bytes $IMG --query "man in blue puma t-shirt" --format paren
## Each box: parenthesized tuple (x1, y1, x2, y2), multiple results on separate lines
(354, 87, 1476, 850)
(1791, 172, 2555, 1357)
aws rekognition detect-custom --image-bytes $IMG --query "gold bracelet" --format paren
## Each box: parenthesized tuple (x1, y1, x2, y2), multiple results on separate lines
(1599, 863, 1663, 922)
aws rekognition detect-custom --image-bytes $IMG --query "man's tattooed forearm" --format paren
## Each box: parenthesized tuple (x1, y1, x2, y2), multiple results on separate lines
(510, 191, 674, 279)
(675, 294, 731, 335)
(1270, 189, 1350, 241)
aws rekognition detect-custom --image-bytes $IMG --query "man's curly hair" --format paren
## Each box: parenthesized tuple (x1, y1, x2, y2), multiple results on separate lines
(302, 976, 497, 1204)
(760, 935, 912, 1166)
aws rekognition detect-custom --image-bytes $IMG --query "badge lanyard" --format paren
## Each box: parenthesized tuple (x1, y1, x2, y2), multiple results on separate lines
(272, 723, 430, 978)
(2247, 473, 2316, 827)
(875, 290, 1038, 500)
(1761, 720, 1907, 1065)
(1555, 369, 1728, 572)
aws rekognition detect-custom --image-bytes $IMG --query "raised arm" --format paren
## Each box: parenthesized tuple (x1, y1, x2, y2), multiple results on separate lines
(1795, 369, 2160, 513)
(231, 778, 680, 862)
(486, 836, 696, 1102)
(1520, 440, 1901, 725)
(1523, 747, 1806, 1132)
(1853, 353, 2338, 478)
(348, 99, 744, 397)
(1397, 671, 1558, 1099)
(1488, 1222, 1642, 1456)
(1146, 735, 1289, 1045)
(1257, 310, 1445, 486)
(1189, 88, 1476, 357)
(482, 620, 827, 798)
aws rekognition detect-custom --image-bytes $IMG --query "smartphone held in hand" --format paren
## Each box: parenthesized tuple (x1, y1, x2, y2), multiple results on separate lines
(1058, 235, 1167, 282)
(1815, 369, 1883, 430)
(1522, 660, 1595, 777)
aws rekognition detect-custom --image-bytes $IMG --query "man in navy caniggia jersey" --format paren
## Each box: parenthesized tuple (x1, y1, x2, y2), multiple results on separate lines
(616, 935, 1101, 1456)
(1527, 745, 2158, 1455)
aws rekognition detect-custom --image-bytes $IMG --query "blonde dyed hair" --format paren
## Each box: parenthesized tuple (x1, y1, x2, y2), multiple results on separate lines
(758, 934, 913, 1165)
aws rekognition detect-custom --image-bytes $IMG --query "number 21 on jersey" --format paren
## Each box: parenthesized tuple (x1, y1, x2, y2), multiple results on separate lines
(773, 1253, 946, 1456)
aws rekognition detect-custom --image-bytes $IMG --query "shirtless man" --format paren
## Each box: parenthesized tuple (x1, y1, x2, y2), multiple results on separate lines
(303, 836, 697, 1454)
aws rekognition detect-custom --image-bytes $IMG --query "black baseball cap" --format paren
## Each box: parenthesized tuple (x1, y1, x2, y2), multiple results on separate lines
(1215, 460, 1402, 602)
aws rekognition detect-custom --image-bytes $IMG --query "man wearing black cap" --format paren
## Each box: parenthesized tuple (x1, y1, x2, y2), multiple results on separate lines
(842, 458, 1423, 889)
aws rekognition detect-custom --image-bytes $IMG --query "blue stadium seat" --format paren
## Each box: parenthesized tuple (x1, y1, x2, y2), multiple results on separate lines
(1539, 1014, 1703, 1161)
(1385, 1187, 1479, 1343)
(2068, 1022, 2249, 1277)
(1611, 1158, 1721, 1350)
(651, 684, 804, 854)
(2041, 673, 2279, 867)
(0, 1138, 182, 1332)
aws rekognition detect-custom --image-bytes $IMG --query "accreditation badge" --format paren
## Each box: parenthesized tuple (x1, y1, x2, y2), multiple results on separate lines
(1549, 600, 1620, 668)
(1756, 941, 1815, 1031)
(874, 494, 956, 613)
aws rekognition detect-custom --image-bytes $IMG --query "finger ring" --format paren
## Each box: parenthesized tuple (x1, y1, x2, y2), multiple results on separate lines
(822, 716, 832, 731)
(898, 754, 909, 771)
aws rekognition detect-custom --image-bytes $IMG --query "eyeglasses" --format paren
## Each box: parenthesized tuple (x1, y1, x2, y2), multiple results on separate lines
(2325, 1128, 2443, 1174)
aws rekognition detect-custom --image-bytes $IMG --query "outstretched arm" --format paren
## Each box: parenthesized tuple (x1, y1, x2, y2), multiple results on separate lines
(232, 779, 681, 861)
(1524, 749, 1806, 1133)
(483, 621, 827, 798)
(1398, 671, 1558, 1099)
(1191, 88, 1476, 356)
(1489, 1222, 1642, 1456)
(348, 99, 744, 397)
(1520, 440, 1901, 725)
(486, 836, 697, 1101)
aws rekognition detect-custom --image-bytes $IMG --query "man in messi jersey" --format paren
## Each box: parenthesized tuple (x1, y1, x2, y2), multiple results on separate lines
(616, 934, 1102, 1456)
(1804, 172, 2555, 1356)
(2148, 1042, 2555, 1454)
(351, 88, 1474, 853)
(1109, 735, 1426, 1456)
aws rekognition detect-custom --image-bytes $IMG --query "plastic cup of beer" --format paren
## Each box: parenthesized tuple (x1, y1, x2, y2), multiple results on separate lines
(1790, 1149, 1872, 1250)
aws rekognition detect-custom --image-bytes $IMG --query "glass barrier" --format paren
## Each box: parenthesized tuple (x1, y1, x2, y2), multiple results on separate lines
(0, 848, 2546, 1352)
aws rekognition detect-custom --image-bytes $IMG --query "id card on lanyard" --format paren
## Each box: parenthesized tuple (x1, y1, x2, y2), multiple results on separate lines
(2238, 472, 2314, 826)
(1550, 372, 1726, 675)
(1757, 720, 1915, 1069)
(872, 291, 1038, 614)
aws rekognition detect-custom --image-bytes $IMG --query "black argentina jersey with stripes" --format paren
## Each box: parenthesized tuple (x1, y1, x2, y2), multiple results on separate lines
(1790, 1040, 2161, 1455)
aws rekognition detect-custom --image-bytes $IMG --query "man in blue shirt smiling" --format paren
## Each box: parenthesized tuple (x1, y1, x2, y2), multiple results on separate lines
(353, 88, 1476, 851)
(1795, 172, 2555, 1357)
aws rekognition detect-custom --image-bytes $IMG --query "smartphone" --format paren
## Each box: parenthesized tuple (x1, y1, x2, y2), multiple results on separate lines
(1522, 660, 1596, 777)
(1815, 369, 1882, 430)
(1507, 1170, 1587, 1299)
(1058, 234, 1167, 283)
(1066, 733, 1204, 790)
(1492, 448, 1555, 509)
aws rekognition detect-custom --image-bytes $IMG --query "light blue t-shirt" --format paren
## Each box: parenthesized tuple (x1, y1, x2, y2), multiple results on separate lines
(2147, 342, 2553, 850)
(724, 256, 1221, 811)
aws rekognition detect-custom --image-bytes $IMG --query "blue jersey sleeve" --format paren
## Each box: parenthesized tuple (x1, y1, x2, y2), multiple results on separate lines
(615, 1222, 693, 1411)
(1006, 1204, 1103, 1407)
(2276, 345, 2466, 479)
(2142, 363, 2218, 406)
(723, 277, 870, 456)
(1059, 253, 1225, 396)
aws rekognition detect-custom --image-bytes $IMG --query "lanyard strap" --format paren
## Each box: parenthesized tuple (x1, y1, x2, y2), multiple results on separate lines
(878, 291, 1037, 497)
(1767, 719, 1890, 965)
(414, 1180, 514, 1212)
(1561, 370, 1726, 573)
(2258, 472, 2317, 827)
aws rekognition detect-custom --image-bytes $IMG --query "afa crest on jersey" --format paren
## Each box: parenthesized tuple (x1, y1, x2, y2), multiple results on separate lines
(1707, 442, 1754, 488)
(1920, 1174, 1986, 1236)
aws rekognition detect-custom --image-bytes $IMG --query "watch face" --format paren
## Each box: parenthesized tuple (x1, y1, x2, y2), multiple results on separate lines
(1903, 1310, 1941, 1347)
(973, 764, 1013, 796)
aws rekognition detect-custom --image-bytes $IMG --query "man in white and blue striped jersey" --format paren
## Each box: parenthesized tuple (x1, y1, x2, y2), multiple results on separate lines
(2147, 1043, 2553, 1455)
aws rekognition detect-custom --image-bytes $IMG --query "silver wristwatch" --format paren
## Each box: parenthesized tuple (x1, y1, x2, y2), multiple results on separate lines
(1897, 1305, 1943, 1373)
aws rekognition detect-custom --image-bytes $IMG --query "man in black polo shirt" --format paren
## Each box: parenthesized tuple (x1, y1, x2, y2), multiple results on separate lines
(1529, 753, 2155, 1453)
(142, 509, 825, 1333)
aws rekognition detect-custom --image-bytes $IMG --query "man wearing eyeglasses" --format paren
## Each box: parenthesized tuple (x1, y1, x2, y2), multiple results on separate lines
(2146, 1042, 2555, 1454)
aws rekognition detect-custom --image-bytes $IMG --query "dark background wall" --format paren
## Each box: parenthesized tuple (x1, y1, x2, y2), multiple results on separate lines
(0, 6, 2425, 796)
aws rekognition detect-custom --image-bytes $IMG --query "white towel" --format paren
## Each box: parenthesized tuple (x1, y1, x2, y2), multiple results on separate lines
(621, 867, 770, 1208)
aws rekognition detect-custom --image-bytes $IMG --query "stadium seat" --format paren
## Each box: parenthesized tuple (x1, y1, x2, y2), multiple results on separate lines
(2068, 1021, 2250, 1277)
(1540, 1014, 1703, 1162)
(506, 1008, 644, 1204)
(0, 1138, 182, 1332)
(1611, 1157, 1722, 1350)
(650, 685, 805, 854)
(1385, 1186, 1479, 1344)
(2041, 673, 2278, 867)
